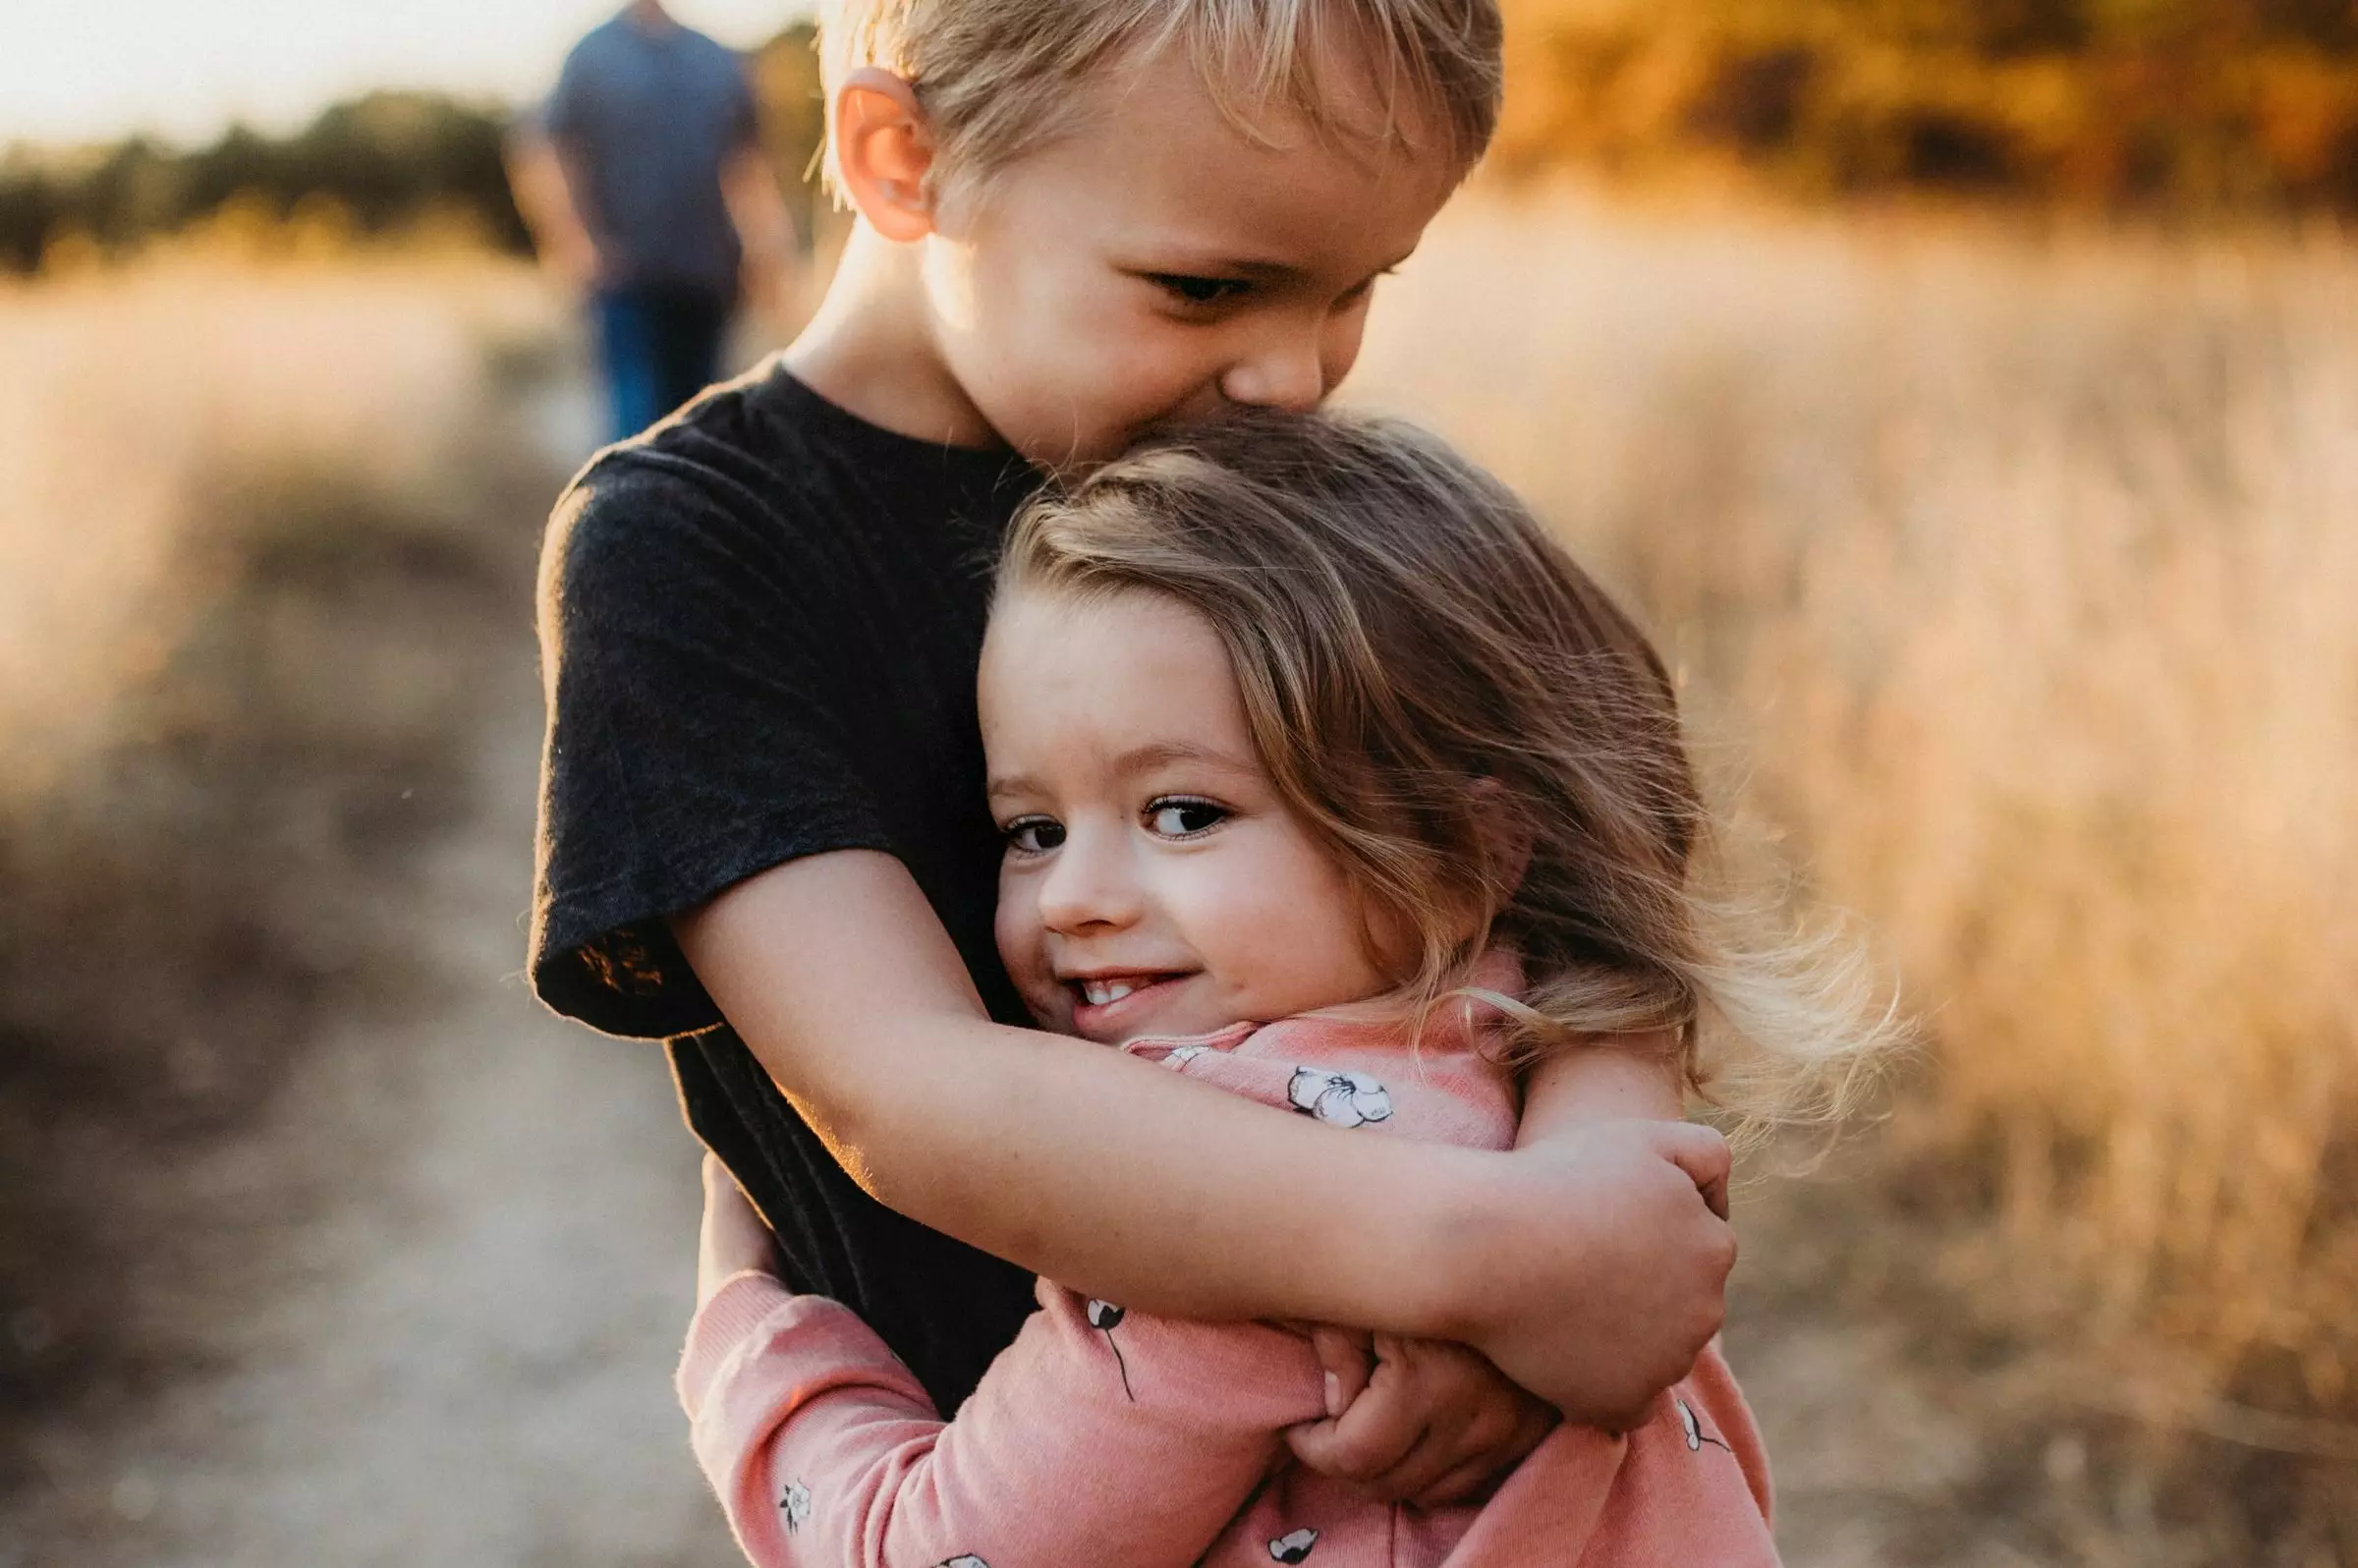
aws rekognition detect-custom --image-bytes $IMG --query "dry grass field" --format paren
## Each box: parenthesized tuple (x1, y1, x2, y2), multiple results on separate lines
(1353, 191, 2358, 1564)
(0, 239, 561, 803)
(1, 197, 2351, 1565)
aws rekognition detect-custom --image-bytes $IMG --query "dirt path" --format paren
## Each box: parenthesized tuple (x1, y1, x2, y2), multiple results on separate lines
(7, 643, 738, 1568)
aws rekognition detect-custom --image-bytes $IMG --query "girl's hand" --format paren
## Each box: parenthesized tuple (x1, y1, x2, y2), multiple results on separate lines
(698, 1153, 782, 1307)
(1287, 1327, 1556, 1506)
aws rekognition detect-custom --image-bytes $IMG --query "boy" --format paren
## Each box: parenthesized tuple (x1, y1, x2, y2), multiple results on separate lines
(533, 0, 1737, 1506)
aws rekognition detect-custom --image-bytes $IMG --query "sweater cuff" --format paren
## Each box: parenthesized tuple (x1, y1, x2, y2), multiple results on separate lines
(678, 1271, 799, 1421)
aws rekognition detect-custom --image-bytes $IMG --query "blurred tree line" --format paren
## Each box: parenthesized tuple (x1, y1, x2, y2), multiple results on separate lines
(1496, 0, 2358, 208)
(0, 93, 528, 273)
(0, 24, 827, 276)
(9, 6, 2355, 267)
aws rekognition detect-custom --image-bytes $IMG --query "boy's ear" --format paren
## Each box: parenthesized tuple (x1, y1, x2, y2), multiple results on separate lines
(833, 67, 938, 243)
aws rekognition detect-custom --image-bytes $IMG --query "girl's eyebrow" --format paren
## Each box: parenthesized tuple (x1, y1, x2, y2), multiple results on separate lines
(985, 740, 1260, 804)
(1109, 739, 1260, 778)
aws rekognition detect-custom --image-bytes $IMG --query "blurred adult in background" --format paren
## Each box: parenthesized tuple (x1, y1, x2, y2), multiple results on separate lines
(508, 0, 795, 441)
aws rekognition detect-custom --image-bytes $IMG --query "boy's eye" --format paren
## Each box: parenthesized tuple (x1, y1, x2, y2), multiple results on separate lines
(1003, 816, 1066, 855)
(1146, 798, 1228, 837)
(1333, 265, 1398, 311)
(1147, 273, 1250, 307)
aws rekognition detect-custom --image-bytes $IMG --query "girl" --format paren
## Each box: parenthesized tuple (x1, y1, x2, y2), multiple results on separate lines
(682, 411, 1892, 1566)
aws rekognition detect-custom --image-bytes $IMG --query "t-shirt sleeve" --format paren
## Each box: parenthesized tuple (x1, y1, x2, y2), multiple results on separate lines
(540, 43, 590, 144)
(530, 452, 891, 1039)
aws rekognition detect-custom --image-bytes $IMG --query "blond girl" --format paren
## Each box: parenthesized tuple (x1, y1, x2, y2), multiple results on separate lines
(684, 411, 1891, 1567)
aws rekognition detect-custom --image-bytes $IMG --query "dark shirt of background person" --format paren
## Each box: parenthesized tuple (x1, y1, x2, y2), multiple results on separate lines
(509, 0, 794, 441)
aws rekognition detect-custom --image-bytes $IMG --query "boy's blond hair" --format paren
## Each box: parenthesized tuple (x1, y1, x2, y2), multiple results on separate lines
(816, 0, 1503, 196)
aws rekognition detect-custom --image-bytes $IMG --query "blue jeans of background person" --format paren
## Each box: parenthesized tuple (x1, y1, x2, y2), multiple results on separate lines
(593, 281, 735, 441)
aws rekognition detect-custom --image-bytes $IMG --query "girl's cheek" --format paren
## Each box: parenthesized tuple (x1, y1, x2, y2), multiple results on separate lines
(996, 910, 1064, 1029)
(993, 887, 1038, 980)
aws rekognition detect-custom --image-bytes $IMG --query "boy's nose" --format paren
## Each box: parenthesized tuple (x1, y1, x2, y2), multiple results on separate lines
(1219, 326, 1331, 413)
(1035, 825, 1145, 933)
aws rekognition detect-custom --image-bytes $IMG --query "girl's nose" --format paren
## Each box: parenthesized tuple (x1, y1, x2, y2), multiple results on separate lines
(1034, 824, 1144, 933)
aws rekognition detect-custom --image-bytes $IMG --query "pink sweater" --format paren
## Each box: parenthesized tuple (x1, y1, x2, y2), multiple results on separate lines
(676, 993, 1778, 1568)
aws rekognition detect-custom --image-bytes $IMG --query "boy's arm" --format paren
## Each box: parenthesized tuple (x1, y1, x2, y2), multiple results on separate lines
(1517, 1035, 1690, 1144)
(673, 849, 1736, 1428)
(1281, 1029, 1703, 1496)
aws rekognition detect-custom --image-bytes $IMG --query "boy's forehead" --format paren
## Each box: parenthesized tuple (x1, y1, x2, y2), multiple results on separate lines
(1041, 44, 1459, 265)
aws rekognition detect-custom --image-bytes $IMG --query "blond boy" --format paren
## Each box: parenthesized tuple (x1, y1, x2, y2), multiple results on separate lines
(533, 0, 1735, 1505)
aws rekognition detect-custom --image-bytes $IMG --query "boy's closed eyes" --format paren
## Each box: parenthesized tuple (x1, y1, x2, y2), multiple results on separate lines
(1135, 261, 1402, 314)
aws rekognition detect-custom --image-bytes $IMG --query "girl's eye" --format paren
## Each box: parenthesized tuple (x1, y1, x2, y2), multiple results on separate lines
(1003, 816, 1066, 855)
(1146, 798, 1228, 837)
(1148, 273, 1250, 307)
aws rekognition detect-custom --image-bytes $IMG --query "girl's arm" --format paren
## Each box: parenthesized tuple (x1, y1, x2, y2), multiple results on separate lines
(674, 849, 1736, 1428)
(683, 1162, 1319, 1568)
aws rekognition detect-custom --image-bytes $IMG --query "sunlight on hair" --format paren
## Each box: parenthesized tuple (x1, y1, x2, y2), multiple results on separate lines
(814, 0, 1502, 196)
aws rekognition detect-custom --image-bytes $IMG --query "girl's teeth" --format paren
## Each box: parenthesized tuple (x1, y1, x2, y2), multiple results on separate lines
(1084, 980, 1137, 1006)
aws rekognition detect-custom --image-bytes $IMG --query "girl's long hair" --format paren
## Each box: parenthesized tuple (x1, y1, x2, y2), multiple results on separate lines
(998, 409, 1901, 1142)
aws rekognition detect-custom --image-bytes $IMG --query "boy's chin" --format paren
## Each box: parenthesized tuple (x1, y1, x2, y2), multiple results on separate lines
(965, 400, 1127, 473)
(997, 398, 1235, 474)
(1007, 429, 1134, 475)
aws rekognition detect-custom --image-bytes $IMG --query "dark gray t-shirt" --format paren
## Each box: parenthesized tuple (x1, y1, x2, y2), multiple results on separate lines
(532, 362, 1044, 1414)
(542, 12, 757, 296)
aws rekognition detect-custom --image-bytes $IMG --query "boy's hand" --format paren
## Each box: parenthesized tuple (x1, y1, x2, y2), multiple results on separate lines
(698, 1153, 781, 1308)
(1288, 1328, 1555, 1505)
(1453, 1119, 1734, 1431)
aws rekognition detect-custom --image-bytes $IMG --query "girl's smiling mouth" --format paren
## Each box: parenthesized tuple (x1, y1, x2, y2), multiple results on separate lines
(1063, 971, 1198, 1037)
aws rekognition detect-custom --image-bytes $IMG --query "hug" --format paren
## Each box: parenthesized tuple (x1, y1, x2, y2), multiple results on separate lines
(532, 2, 1895, 1563)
